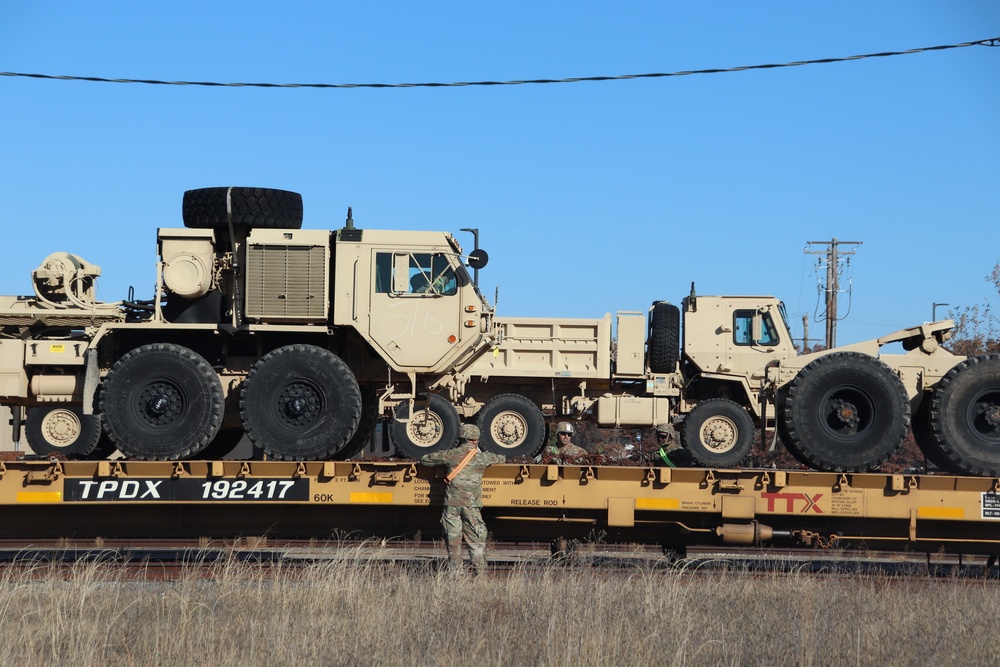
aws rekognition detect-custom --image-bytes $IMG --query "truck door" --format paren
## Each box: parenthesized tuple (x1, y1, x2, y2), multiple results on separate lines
(368, 250, 468, 369)
(725, 306, 785, 379)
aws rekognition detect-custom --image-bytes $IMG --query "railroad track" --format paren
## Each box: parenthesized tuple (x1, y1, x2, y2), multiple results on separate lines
(0, 537, 996, 580)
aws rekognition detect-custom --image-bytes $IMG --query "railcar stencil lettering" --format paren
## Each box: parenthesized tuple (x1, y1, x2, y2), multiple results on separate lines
(983, 492, 1000, 520)
(63, 478, 309, 502)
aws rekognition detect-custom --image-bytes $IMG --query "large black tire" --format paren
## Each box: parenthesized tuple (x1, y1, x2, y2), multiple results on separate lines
(681, 399, 755, 468)
(182, 187, 303, 230)
(335, 386, 379, 460)
(476, 393, 547, 457)
(781, 352, 910, 472)
(390, 394, 460, 459)
(929, 354, 1000, 476)
(648, 301, 680, 374)
(774, 410, 817, 469)
(100, 344, 225, 460)
(24, 406, 102, 458)
(910, 395, 962, 473)
(240, 345, 362, 460)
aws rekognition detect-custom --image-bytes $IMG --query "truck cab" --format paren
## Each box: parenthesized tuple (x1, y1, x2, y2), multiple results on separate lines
(681, 294, 796, 413)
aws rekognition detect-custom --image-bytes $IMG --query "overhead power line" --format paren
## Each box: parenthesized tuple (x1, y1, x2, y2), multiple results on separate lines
(1, 36, 997, 90)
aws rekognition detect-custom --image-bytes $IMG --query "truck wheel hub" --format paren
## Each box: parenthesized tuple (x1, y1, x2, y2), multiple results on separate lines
(140, 382, 182, 425)
(702, 418, 736, 452)
(278, 383, 320, 426)
(40, 409, 81, 447)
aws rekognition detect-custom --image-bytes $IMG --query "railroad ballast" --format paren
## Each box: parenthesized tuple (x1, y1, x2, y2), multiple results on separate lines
(1, 186, 998, 476)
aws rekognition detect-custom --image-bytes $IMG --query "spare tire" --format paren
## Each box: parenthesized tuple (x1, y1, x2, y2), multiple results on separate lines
(648, 301, 680, 374)
(182, 187, 303, 230)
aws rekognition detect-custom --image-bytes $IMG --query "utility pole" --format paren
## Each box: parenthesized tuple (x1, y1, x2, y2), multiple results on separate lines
(800, 314, 823, 353)
(805, 238, 862, 349)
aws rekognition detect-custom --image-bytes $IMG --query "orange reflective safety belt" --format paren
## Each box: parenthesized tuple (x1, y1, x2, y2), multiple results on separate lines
(445, 447, 479, 484)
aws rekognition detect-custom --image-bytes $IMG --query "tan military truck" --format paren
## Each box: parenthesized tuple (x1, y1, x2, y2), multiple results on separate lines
(1, 187, 997, 476)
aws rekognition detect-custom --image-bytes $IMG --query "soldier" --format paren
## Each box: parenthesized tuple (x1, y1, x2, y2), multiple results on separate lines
(420, 424, 505, 574)
(547, 422, 588, 464)
(653, 422, 693, 467)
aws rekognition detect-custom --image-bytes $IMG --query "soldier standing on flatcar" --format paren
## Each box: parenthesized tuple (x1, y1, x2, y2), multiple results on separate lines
(653, 422, 693, 467)
(420, 424, 505, 574)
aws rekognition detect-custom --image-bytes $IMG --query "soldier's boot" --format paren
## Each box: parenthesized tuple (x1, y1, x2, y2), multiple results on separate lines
(447, 544, 465, 574)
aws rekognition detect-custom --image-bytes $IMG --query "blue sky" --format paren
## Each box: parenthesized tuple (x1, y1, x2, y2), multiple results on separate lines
(2, 2, 998, 348)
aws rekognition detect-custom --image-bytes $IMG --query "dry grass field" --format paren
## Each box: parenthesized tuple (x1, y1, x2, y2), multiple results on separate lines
(1, 550, 998, 666)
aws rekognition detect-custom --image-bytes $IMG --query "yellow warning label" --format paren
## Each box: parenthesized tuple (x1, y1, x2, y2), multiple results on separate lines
(17, 491, 62, 503)
(635, 497, 680, 510)
(350, 492, 393, 504)
(49, 344, 65, 353)
(917, 506, 964, 519)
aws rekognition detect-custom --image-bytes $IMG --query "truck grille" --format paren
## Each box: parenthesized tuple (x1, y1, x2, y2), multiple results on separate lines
(245, 244, 328, 322)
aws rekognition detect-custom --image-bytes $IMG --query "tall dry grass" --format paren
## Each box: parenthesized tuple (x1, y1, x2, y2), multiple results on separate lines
(0, 548, 997, 666)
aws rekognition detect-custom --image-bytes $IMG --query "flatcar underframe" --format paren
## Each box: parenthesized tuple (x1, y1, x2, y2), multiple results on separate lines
(2, 460, 999, 558)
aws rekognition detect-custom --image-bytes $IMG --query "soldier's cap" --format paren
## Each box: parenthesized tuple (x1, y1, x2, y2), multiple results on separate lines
(460, 424, 481, 441)
(655, 423, 671, 434)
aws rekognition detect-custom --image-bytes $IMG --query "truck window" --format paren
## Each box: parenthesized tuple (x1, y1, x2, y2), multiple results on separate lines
(734, 309, 779, 346)
(374, 252, 458, 296)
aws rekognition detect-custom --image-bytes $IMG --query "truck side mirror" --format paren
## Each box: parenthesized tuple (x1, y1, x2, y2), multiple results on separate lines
(468, 249, 489, 270)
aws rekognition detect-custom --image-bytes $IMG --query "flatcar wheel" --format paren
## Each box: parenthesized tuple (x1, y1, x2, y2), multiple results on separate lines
(24, 405, 102, 458)
(930, 354, 1000, 476)
(241, 345, 362, 461)
(100, 343, 225, 460)
(681, 398, 754, 467)
(391, 394, 459, 459)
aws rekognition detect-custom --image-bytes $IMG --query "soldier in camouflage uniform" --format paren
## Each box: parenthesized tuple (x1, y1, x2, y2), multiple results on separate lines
(547, 422, 588, 463)
(420, 424, 505, 573)
(653, 422, 693, 467)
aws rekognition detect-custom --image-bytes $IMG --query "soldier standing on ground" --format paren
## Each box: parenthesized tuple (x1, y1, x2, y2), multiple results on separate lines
(547, 422, 588, 464)
(420, 424, 505, 574)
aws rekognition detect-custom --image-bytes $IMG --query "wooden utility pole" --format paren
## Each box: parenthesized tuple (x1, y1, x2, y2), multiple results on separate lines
(800, 314, 823, 353)
(805, 238, 862, 349)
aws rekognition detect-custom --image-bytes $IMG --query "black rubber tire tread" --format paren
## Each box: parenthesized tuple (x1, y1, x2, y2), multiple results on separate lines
(240, 345, 362, 461)
(85, 434, 119, 461)
(774, 410, 817, 469)
(24, 406, 102, 458)
(476, 393, 547, 457)
(335, 386, 380, 460)
(390, 394, 460, 459)
(681, 398, 755, 468)
(100, 343, 225, 460)
(911, 395, 962, 473)
(648, 301, 680, 374)
(781, 351, 910, 472)
(182, 187, 303, 230)
(929, 354, 1000, 476)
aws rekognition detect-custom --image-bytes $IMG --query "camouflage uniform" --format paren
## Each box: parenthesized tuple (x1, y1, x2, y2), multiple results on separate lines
(421, 430, 505, 573)
(653, 422, 693, 467)
(547, 441, 588, 464)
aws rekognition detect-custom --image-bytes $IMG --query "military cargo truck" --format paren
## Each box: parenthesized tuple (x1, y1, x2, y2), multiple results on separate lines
(1, 187, 997, 476)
